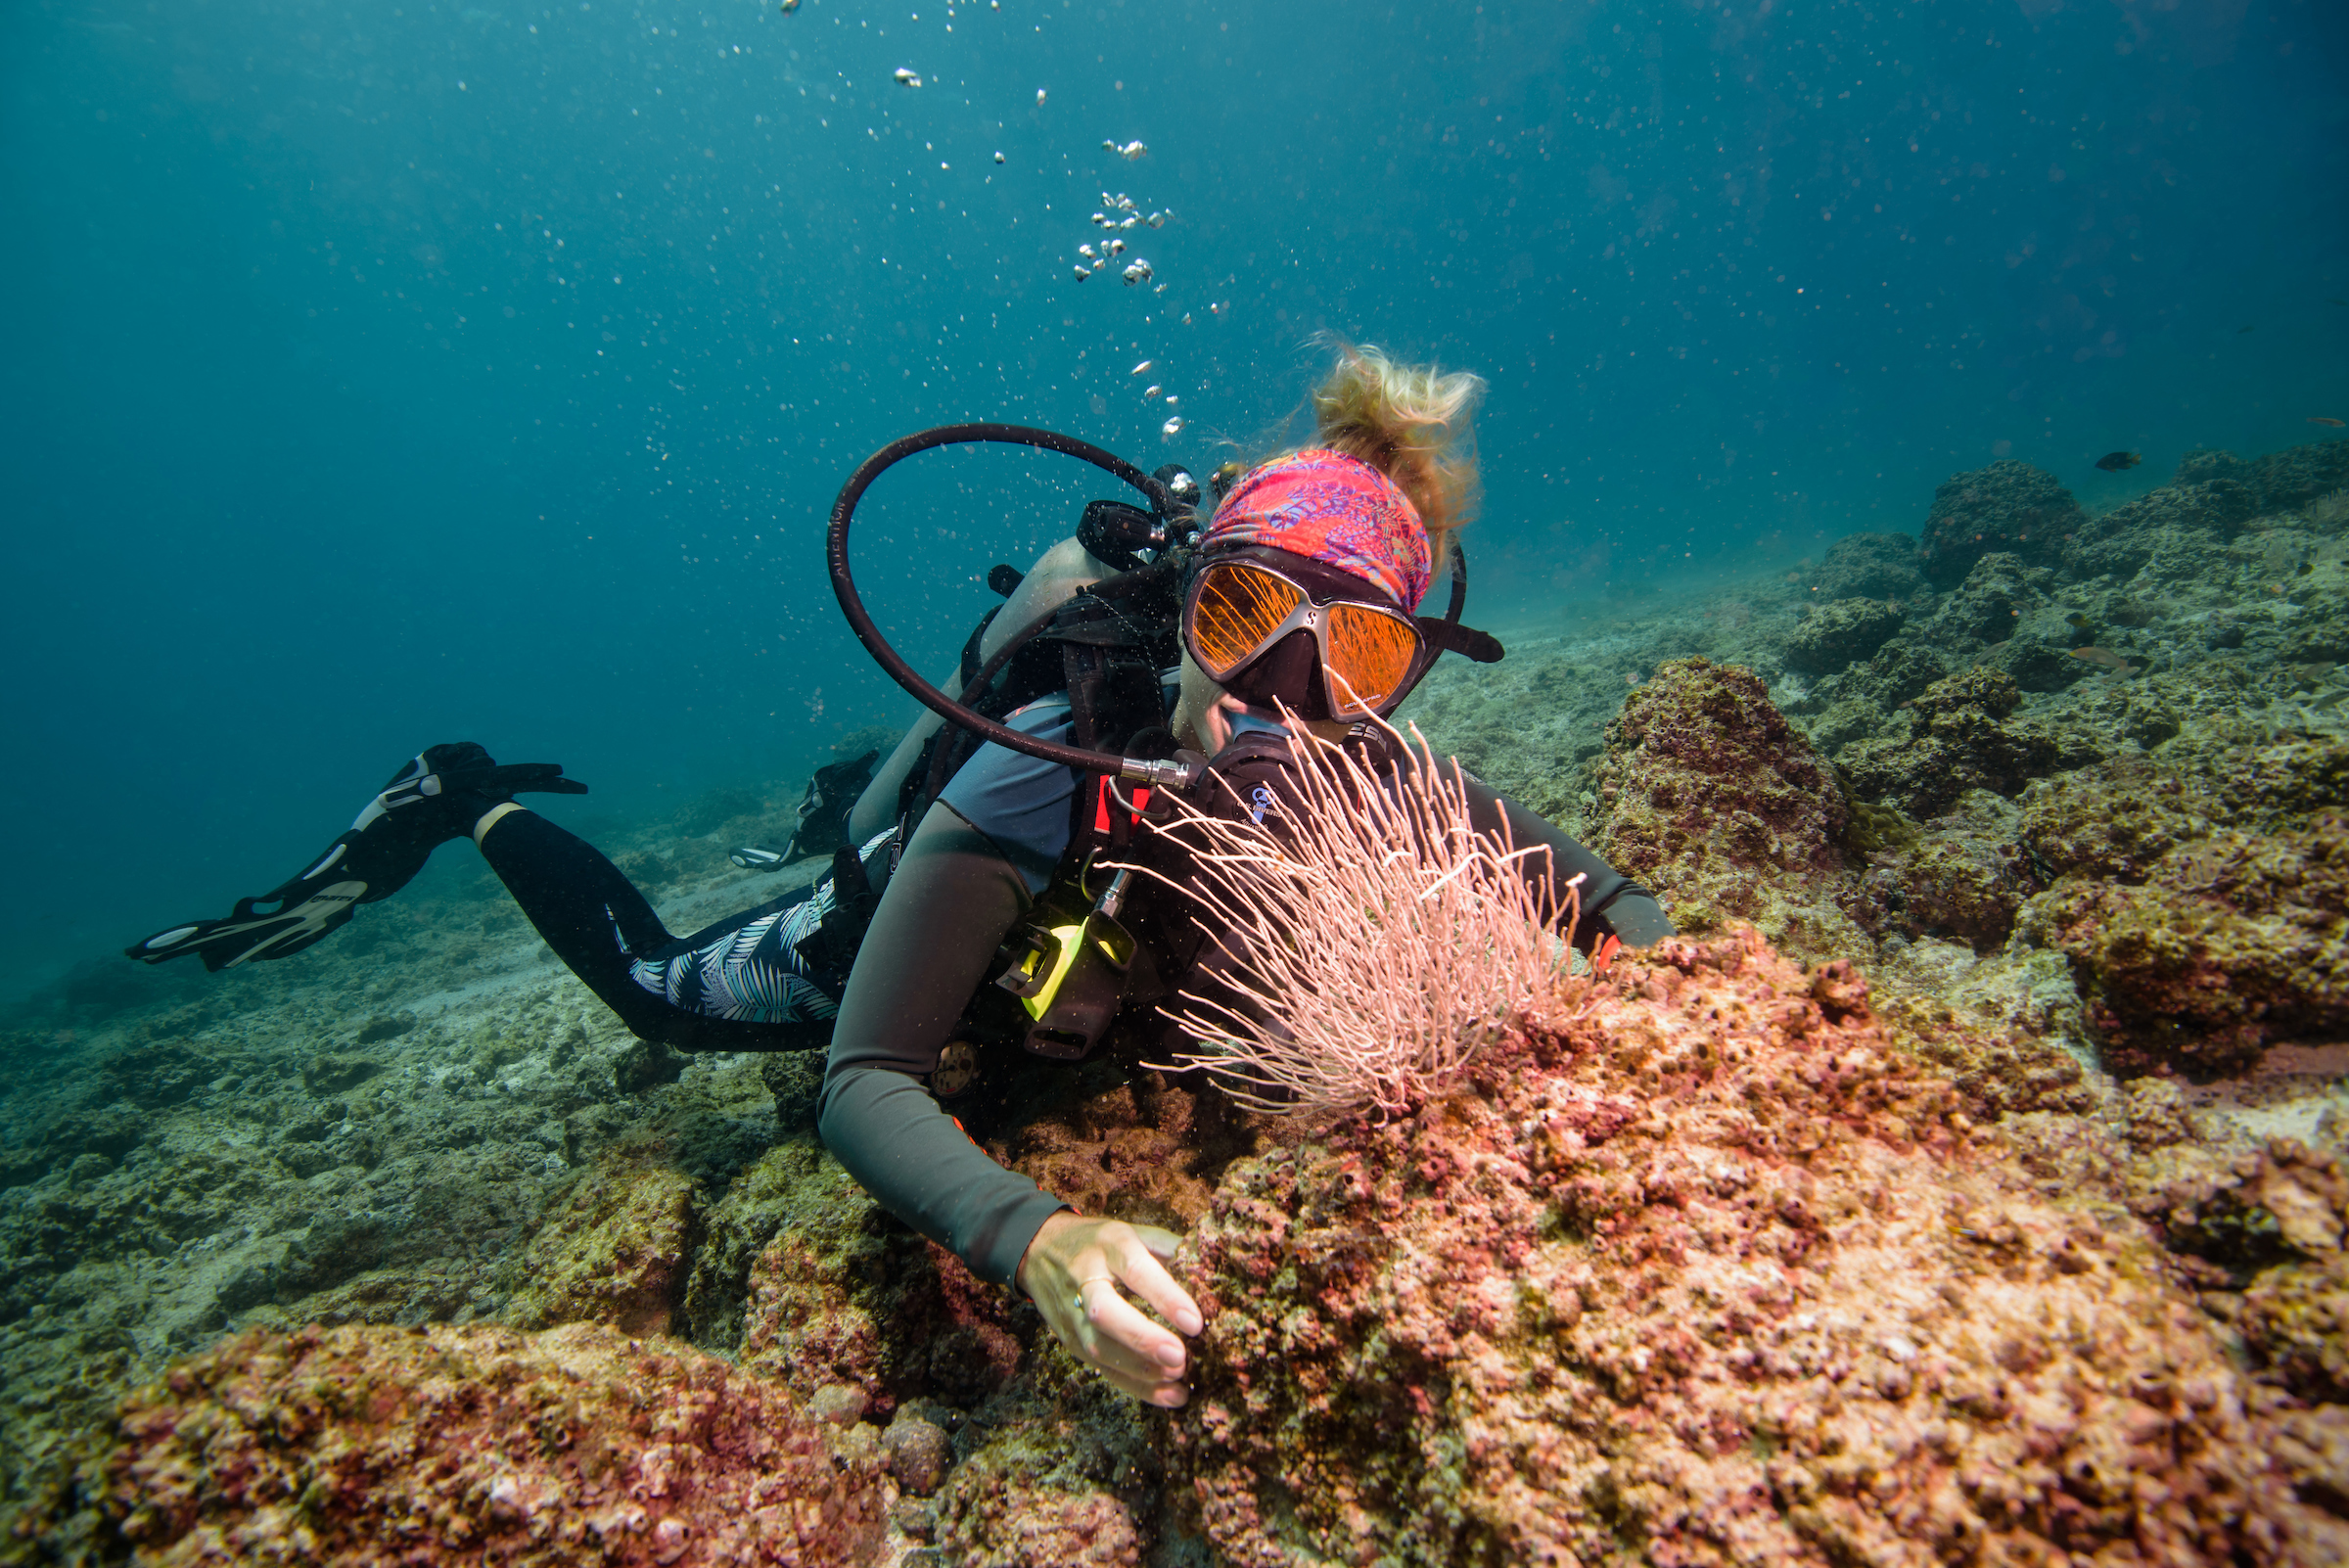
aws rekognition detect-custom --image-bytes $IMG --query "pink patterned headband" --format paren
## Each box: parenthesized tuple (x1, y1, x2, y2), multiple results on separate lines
(1201, 449, 1431, 611)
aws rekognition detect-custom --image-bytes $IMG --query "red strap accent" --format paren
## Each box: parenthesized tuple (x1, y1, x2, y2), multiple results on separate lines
(1091, 779, 1153, 834)
(1590, 934, 1621, 982)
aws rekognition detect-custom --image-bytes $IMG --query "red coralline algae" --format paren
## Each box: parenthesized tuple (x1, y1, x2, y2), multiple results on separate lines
(732, 1147, 1023, 1413)
(104, 1321, 888, 1565)
(1167, 930, 2346, 1568)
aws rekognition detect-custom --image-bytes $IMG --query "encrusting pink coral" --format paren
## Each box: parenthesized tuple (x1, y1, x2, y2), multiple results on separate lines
(1167, 928, 2347, 1567)
(104, 1320, 889, 1565)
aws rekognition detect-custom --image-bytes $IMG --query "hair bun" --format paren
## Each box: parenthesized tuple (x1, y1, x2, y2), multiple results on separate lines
(1309, 344, 1485, 561)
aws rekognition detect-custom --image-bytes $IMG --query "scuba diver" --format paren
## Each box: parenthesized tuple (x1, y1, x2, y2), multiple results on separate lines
(127, 345, 1672, 1408)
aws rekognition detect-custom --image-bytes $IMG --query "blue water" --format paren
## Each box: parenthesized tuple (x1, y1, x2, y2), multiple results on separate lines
(3, 0, 2342, 1001)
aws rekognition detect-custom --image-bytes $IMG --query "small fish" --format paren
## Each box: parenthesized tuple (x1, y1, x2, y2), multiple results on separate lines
(893, 67, 922, 87)
(1105, 237, 1126, 256)
(1104, 139, 1148, 161)
(1142, 384, 1162, 398)
(779, 0, 799, 11)
(1078, 243, 1097, 259)
(993, 151, 1006, 164)
(1164, 393, 1178, 405)
(2237, 324, 2255, 334)
(1036, 88, 1047, 107)
(1073, 264, 1089, 282)
(2070, 647, 2139, 675)
(1163, 415, 1185, 437)
(1210, 300, 1229, 317)
(2064, 612, 2093, 630)
(2310, 416, 2346, 428)
(1131, 359, 1153, 375)
(2094, 451, 2142, 472)
(1121, 258, 1153, 286)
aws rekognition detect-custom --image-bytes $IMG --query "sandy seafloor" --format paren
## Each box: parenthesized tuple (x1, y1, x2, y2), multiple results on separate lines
(5, 443, 2348, 1565)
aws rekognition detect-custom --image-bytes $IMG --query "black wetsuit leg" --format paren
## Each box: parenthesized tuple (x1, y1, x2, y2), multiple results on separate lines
(477, 810, 838, 1051)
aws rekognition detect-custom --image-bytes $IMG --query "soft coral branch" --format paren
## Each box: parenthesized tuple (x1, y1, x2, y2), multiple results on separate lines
(1120, 713, 1588, 1119)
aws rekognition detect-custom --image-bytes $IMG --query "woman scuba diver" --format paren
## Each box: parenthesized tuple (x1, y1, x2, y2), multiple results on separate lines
(127, 345, 1672, 1407)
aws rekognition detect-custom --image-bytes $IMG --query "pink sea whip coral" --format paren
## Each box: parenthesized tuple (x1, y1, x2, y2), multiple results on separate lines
(1128, 715, 1593, 1118)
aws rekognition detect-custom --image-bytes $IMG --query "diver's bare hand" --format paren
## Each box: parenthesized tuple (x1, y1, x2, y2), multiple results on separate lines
(1017, 1211, 1202, 1407)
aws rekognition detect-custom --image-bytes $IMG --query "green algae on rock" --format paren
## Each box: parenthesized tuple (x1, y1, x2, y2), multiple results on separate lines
(503, 1141, 698, 1336)
(1585, 657, 1865, 957)
(1918, 459, 2085, 586)
(1839, 667, 2089, 820)
(1784, 597, 1906, 676)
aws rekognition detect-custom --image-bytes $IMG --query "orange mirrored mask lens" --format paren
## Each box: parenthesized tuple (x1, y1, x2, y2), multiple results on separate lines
(1324, 603, 1420, 713)
(1190, 562, 1304, 676)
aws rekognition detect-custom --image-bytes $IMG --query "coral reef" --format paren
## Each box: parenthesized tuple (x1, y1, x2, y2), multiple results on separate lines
(1917, 459, 2084, 585)
(9, 436, 2349, 1566)
(2015, 718, 2349, 1078)
(101, 1320, 888, 1564)
(1169, 931, 2346, 1567)
(932, 1346, 1164, 1567)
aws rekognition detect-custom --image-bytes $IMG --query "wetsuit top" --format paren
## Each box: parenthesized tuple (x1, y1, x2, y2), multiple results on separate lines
(816, 693, 1673, 1288)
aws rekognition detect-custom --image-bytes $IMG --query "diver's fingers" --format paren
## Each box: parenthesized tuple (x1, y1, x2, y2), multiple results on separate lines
(1085, 1278, 1188, 1380)
(1133, 1223, 1182, 1260)
(1117, 1226, 1205, 1338)
(1101, 1366, 1188, 1407)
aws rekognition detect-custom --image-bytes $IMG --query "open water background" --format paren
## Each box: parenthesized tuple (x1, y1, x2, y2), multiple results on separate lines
(2, 0, 2343, 1003)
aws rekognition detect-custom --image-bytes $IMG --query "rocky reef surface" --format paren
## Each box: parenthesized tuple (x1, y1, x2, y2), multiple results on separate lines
(2, 444, 2345, 1565)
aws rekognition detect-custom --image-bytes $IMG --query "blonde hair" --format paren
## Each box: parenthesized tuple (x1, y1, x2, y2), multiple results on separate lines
(1306, 342, 1486, 563)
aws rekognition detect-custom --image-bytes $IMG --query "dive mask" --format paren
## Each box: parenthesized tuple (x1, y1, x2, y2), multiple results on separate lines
(1181, 548, 1425, 720)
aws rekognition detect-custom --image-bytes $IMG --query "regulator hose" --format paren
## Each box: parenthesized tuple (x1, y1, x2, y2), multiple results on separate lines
(825, 423, 1200, 789)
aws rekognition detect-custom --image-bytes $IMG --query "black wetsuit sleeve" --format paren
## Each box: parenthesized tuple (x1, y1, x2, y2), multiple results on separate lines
(816, 802, 1070, 1288)
(1460, 780, 1676, 949)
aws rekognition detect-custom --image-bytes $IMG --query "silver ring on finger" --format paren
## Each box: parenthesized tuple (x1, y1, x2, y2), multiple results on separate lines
(1074, 1275, 1115, 1314)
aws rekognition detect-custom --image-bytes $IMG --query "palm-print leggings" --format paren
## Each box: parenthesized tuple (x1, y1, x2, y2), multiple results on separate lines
(477, 809, 894, 1052)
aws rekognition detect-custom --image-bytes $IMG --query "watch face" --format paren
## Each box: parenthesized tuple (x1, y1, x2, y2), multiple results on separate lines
(933, 1039, 980, 1099)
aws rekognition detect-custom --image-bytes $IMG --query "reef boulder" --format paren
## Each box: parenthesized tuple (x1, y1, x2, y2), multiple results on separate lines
(2017, 726, 2349, 1078)
(1811, 530, 1926, 603)
(1586, 658, 1863, 954)
(1167, 931, 2345, 1567)
(104, 1320, 890, 1565)
(1839, 667, 2090, 820)
(1785, 597, 1906, 675)
(2030, 815, 2349, 1078)
(1918, 460, 2084, 587)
